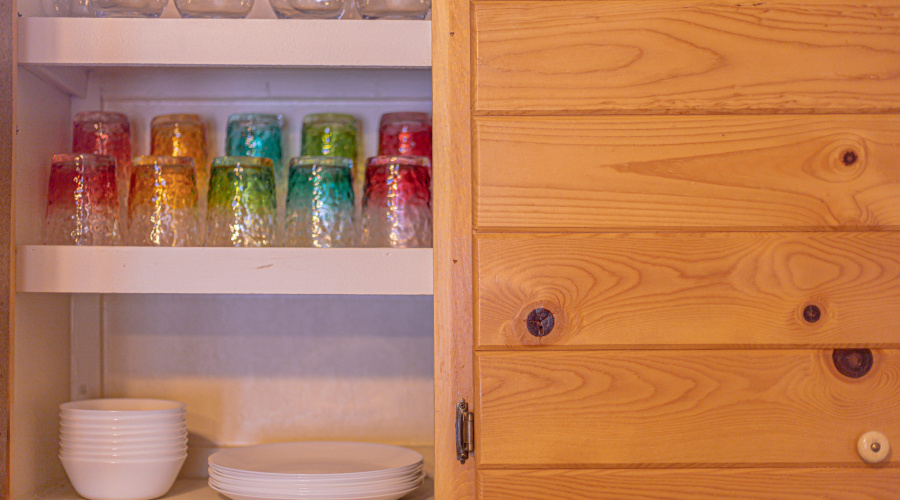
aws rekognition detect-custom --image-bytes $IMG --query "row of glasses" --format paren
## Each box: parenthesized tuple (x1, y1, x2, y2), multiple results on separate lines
(44, 0, 430, 19)
(44, 153, 431, 247)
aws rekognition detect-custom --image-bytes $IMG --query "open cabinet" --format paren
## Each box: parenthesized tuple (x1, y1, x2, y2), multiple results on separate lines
(6, 3, 435, 498)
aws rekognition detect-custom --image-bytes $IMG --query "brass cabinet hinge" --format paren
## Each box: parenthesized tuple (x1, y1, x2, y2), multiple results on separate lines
(456, 399, 474, 464)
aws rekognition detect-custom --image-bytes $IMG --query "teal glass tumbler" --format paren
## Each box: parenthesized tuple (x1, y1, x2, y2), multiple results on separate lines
(226, 113, 284, 188)
(285, 156, 355, 248)
(206, 156, 277, 247)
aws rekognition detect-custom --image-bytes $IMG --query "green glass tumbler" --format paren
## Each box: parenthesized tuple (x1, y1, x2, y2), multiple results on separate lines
(300, 113, 359, 180)
(285, 156, 354, 248)
(206, 156, 277, 247)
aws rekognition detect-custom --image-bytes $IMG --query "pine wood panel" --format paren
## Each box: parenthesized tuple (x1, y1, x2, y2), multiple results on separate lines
(432, 0, 477, 495)
(0, 0, 14, 495)
(478, 468, 900, 499)
(476, 349, 900, 466)
(476, 232, 900, 348)
(472, 0, 900, 114)
(474, 115, 900, 231)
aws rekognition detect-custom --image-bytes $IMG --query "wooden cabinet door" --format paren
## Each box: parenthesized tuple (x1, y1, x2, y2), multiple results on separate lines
(1, 0, 16, 496)
(434, 0, 900, 498)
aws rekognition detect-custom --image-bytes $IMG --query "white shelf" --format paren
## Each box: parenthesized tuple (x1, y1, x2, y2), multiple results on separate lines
(17, 246, 433, 295)
(18, 17, 432, 69)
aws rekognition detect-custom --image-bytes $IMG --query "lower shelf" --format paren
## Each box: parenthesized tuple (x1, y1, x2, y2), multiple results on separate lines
(40, 446, 435, 500)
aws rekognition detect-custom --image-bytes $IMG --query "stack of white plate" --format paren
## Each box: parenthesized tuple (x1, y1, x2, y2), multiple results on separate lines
(208, 442, 425, 500)
(59, 398, 188, 500)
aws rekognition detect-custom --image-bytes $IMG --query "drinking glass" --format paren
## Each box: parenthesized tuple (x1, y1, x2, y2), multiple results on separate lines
(360, 155, 431, 248)
(268, 0, 348, 19)
(301, 113, 360, 200)
(44, 154, 120, 246)
(174, 0, 254, 17)
(43, 0, 96, 16)
(72, 111, 132, 218)
(226, 113, 284, 189)
(126, 156, 201, 247)
(88, 0, 168, 17)
(356, 0, 430, 19)
(150, 114, 209, 198)
(206, 156, 277, 247)
(378, 112, 432, 161)
(285, 157, 354, 248)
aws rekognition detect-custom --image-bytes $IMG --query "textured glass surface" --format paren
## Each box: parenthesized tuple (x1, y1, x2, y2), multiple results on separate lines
(356, 0, 430, 19)
(226, 113, 284, 188)
(174, 0, 254, 18)
(72, 111, 132, 219)
(301, 113, 358, 175)
(378, 112, 432, 160)
(126, 156, 201, 247)
(360, 155, 432, 248)
(285, 157, 354, 248)
(43, 0, 96, 18)
(150, 114, 209, 197)
(268, 0, 347, 19)
(45, 154, 120, 245)
(88, 0, 168, 17)
(206, 156, 277, 247)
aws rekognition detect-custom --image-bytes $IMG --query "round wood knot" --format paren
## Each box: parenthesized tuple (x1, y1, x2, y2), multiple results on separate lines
(842, 149, 859, 166)
(833, 349, 873, 378)
(802, 304, 821, 323)
(526, 308, 555, 337)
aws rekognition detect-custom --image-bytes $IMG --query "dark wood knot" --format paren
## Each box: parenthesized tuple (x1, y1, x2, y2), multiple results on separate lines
(526, 308, 555, 337)
(802, 304, 821, 323)
(842, 150, 859, 166)
(833, 349, 873, 378)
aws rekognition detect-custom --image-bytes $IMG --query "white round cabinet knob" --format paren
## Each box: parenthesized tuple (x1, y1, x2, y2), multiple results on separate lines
(857, 431, 890, 464)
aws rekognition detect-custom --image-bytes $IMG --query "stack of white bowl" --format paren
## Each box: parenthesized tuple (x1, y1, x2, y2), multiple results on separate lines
(59, 398, 188, 500)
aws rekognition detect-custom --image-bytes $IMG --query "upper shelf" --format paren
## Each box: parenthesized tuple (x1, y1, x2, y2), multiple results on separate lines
(17, 17, 432, 69)
(17, 246, 433, 295)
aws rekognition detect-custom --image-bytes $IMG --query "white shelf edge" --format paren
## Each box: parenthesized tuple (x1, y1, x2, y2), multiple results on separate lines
(17, 17, 432, 69)
(17, 246, 434, 295)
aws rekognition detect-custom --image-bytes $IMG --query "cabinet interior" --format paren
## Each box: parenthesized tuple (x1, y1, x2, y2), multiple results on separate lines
(14, 61, 434, 498)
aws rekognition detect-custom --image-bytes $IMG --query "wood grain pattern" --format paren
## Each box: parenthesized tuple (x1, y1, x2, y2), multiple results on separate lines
(479, 468, 900, 499)
(476, 232, 900, 347)
(432, 0, 477, 496)
(0, 0, 14, 496)
(474, 115, 900, 231)
(473, 0, 900, 113)
(476, 349, 900, 466)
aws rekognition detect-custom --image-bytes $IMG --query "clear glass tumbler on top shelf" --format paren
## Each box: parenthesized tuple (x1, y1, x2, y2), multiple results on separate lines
(174, 0, 255, 18)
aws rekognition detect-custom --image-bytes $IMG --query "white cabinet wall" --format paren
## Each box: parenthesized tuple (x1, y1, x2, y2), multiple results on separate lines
(13, 9, 434, 498)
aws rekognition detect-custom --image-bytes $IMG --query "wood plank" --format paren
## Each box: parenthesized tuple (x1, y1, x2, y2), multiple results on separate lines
(476, 232, 900, 348)
(474, 115, 900, 231)
(479, 468, 900, 499)
(432, 0, 477, 495)
(0, 0, 14, 495)
(476, 349, 900, 466)
(473, 0, 900, 114)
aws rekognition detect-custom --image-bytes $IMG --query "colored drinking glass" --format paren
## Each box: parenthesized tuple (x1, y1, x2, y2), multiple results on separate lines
(226, 113, 285, 188)
(72, 111, 132, 217)
(360, 155, 432, 248)
(285, 156, 355, 248)
(378, 112, 432, 161)
(150, 114, 209, 197)
(206, 156, 277, 247)
(126, 156, 201, 247)
(300, 113, 358, 176)
(44, 153, 120, 245)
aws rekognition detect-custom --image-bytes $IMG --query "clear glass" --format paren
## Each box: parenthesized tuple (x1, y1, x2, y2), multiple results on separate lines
(126, 156, 201, 247)
(378, 112, 432, 160)
(42, 0, 96, 16)
(150, 114, 209, 200)
(174, 0, 254, 18)
(356, 0, 429, 19)
(72, 111, 132, 221)
(88, 0, 168, 17)
(360, 155, 431, 248)
(206, 157, 277, 247)
(44, 154, 120, 246)
(285, 157, 355, 248)
(268, 0, 348, 19)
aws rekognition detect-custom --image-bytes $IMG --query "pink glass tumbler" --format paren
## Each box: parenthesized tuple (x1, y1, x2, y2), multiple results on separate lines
(72, 111, 132, 214)
(378, 112, 432, 161)
(44, 153, 120, 245)
(360, 155, 432, 248)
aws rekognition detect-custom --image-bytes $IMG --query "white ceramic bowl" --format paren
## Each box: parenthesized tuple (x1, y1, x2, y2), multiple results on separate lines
(61, 440, 187, 454)
(60, 454, 186, 500)
(60, 448, 187, 460)
(60, 434, 188, 447)
(60, 428, 187, 440)
(60, 398, 186, 417)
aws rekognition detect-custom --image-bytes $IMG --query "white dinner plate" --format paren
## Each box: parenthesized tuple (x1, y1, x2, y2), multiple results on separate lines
(208, 477, 424, 500)
(208, 471, 425, 496)
(208, 442, 423, 478)
(209, 466, 423, 486)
